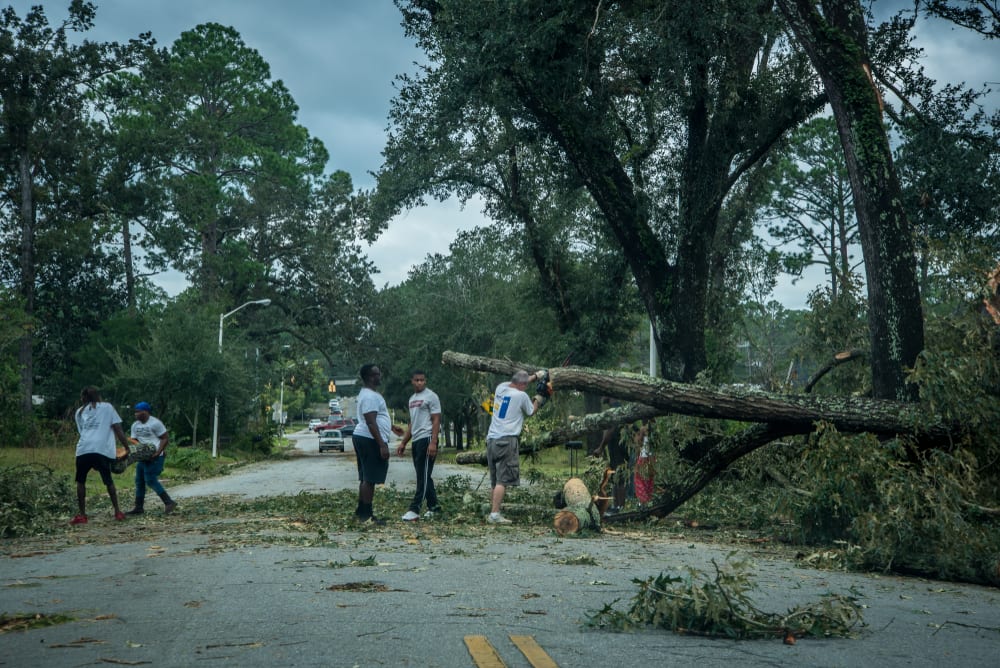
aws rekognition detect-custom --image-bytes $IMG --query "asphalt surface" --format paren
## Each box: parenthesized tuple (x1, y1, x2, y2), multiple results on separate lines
(2, 430, 999, 667)
(169, 428, 483, 500)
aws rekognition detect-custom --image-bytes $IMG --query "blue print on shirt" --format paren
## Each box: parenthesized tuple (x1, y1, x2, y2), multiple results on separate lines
(497, 396, 511, 419)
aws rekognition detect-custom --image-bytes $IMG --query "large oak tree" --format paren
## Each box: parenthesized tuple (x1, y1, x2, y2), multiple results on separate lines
(383, 0, 824, 382)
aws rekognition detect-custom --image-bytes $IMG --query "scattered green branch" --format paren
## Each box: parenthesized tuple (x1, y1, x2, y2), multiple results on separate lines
(586, 555, 865, 640)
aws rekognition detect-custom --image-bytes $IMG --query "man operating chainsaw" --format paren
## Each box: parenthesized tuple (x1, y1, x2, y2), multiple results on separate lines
(485, 369, 551, 524)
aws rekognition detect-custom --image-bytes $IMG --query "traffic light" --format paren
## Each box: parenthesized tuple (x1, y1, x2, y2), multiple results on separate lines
(328, 380, 336, 393)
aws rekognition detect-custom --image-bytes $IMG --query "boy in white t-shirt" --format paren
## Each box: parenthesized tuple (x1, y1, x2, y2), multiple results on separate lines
(396, 370, 443, 520)
(72, 386, 131, 525)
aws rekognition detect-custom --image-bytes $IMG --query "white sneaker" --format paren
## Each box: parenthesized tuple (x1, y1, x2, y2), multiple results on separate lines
(422, 510, 435, 519)
(401, 511, 420, 521)
(487, 513, 512, 525)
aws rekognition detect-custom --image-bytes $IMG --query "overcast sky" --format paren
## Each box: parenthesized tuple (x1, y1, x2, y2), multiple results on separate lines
(9, 1, 999, 308)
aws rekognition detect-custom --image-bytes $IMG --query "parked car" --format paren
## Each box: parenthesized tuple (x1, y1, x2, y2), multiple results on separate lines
(314, 419, 338, 433)
(338, 418, 357, 437)
(308, 418, 323, 431)
(318, 429, 345, 453)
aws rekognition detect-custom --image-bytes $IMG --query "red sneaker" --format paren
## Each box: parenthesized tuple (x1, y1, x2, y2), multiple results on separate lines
(114, 511, 126, 521)
(70, 514, 88, 525)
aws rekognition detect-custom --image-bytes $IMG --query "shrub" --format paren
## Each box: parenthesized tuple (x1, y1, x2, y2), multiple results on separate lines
(850, 449, 1000, 585)
(785, 425, 887, 544)
(0, 464, 73, 537)
(783, 425, 1000, 585)
(168, 447, 214, 472)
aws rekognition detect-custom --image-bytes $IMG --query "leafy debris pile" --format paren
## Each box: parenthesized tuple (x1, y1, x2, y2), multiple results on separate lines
(587, 556, 864, 640)
(0, 464, 72, 537)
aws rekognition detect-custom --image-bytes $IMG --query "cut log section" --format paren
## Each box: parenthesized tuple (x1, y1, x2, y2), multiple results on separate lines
(554, 507, 596, 536)
(553, 477, 602, 536)
(562, 477, 591, 507)
(111, 441, 158, 474)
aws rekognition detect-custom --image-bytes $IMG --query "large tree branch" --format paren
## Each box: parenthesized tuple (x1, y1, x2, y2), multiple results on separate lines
(442, 351, 954, 440)
(606, 422, 808, 523)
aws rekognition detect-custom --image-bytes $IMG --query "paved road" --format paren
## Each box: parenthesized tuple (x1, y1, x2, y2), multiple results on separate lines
(170, 428, 482, 500)
(2, 430, 999, 667)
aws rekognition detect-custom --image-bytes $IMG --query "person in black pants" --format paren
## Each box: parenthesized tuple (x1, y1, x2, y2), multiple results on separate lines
(396, 370, 443, 521)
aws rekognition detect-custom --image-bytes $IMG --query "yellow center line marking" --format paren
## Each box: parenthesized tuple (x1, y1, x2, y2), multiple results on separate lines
(509, 635, 559, 668)
(464, 635, 506, 668)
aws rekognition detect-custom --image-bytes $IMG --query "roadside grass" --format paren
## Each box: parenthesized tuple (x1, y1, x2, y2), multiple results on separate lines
(0, 438, 297, 536)
(0, 444, 230, 499)
(2, 438, 797, 563)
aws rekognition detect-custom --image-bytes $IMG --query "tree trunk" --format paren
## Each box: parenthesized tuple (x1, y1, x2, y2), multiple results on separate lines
(554, 507, 599, 536)
(122, 216, 136, 315)
(17, 152, 35, 420)
(582, 392, 603, 453)
(777, 0, 925, 401)
(441, 351, 953, 441)
(444, 350, 960, 521)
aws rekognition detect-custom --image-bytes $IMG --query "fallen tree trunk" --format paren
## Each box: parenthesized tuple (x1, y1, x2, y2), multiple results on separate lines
(442, 351, 953, 440)
(443, 350, 958, 522)
(607, 423, 806, 523)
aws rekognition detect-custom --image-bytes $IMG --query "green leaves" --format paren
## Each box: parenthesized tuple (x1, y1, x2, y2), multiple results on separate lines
(762, 116, 859, 299)
(0, 464, 73, 538)
(114, 22, 328, 294)
(587, 555, 865, 639)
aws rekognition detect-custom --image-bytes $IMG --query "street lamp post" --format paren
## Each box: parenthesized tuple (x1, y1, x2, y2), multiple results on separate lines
(212, 299, 271, 458)
(278, 377, 285, 437)
(275, 360, 297, 436)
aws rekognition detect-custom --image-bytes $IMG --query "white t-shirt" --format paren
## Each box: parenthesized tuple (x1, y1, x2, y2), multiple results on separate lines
(408, 388, 441, 441)
(75, 402, 122, 458)
(131, 416, 168, 456)
(487, 382, 534, 439)
(354, 387, 392, 442)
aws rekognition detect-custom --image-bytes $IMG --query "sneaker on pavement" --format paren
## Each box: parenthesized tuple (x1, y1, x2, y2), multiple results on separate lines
(401, 511, 420, 521)
(70, 514, 88, 525)
(487, 513, 512, 525)
(114, 511, 126, 521)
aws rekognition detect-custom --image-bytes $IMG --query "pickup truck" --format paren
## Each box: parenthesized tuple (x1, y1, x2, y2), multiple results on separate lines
(318, 429, 345, 453)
